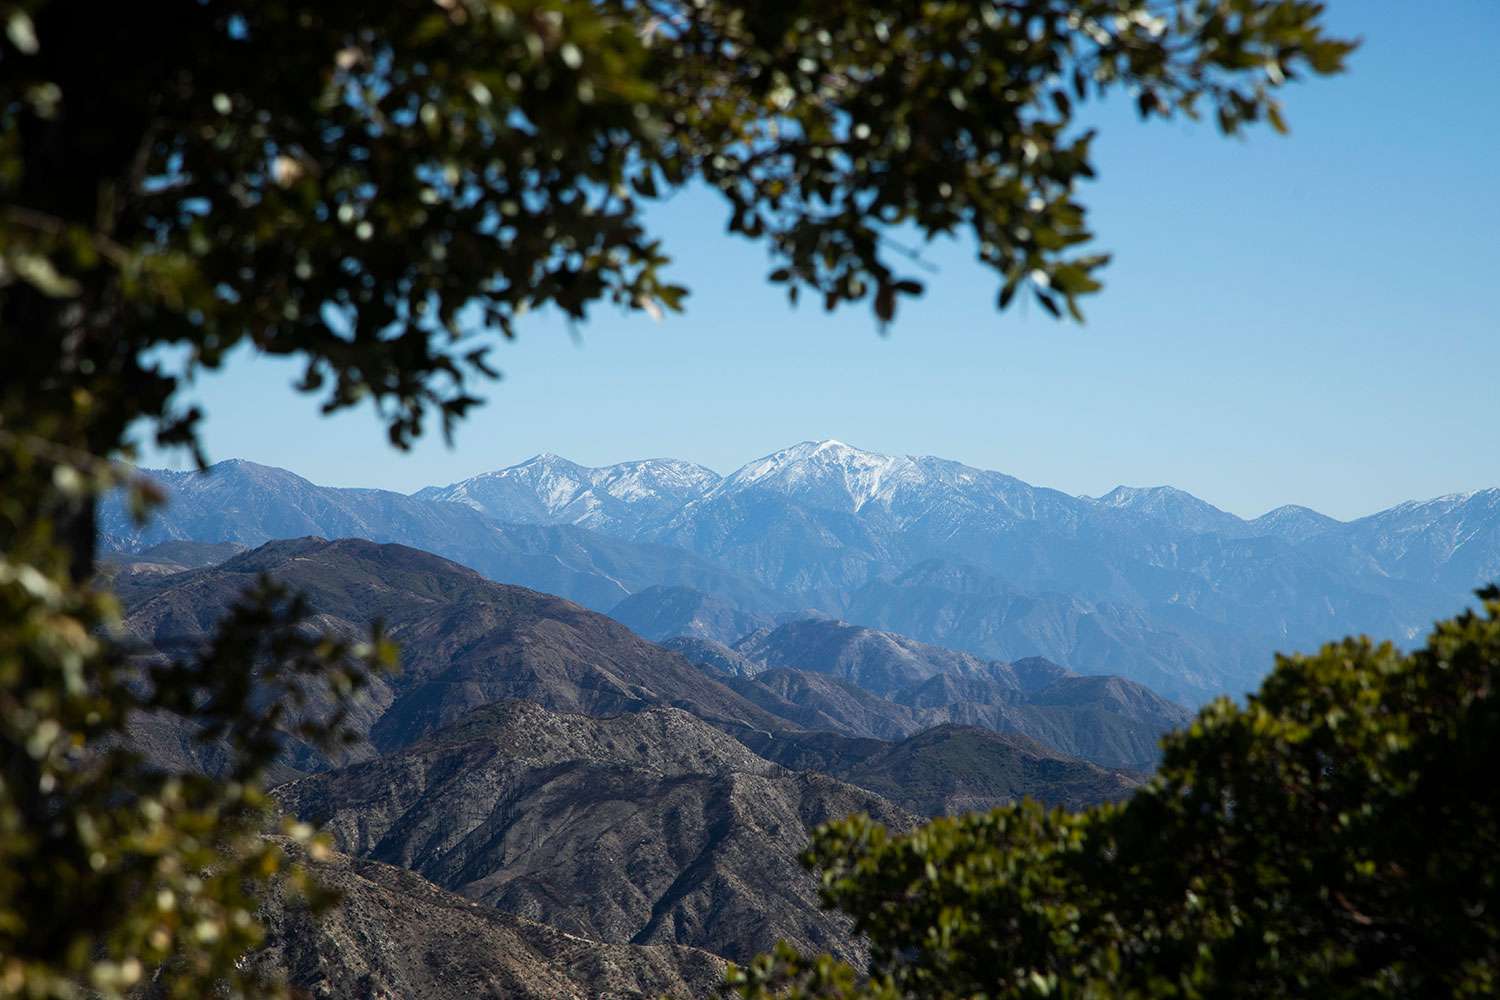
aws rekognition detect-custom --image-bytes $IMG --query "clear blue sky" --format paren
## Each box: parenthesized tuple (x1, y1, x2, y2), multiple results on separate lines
(145, 1, 1500, 521)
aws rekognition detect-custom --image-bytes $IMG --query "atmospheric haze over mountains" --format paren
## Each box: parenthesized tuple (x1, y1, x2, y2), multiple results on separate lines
(105, 439, 1500, 705)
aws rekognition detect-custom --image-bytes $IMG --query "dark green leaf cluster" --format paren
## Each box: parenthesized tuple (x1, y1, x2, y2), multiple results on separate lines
(731, 591, 1500, 998)
(693, 0, 1351, 323)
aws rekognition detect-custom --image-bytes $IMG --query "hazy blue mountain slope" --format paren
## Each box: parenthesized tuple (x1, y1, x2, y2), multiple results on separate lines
(626, 443, 1478, 697)
(412, 445, 1498, 649)
(100, 460, 782, 614)
(658, 636, 764, 678)
(732, 618, 1014, 696)
(1302, 490, 1500, 599)
(127, 539, 248, 569)
(609, 585, 776, 644)
(1088, 485, 1248, 536)
(651, 488, 904, 603)
(845, 560, 1260, 701)
(1251, 504, 1343, 543)
(895, 672, 1193, 771)
(711, 619, 1190, 770)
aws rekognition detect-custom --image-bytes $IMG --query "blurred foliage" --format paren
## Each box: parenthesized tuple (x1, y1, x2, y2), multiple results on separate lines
(0, 0, 1349, 995)
(729, 590, 1500, 998)
(0, 435, 393, 998)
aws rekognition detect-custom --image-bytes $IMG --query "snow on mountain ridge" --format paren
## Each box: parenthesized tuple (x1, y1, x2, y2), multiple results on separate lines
(415, 453, 723, 532)
(1332, 488, 1500, 581)
(711, 440, 924, 513)
(699, 440, 1093, 528)
(411, 442, 1499, 569)
(1362, 487, 1500, 524)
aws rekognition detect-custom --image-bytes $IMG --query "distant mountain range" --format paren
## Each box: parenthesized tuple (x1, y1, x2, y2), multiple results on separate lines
(104, 441, 1500, 702)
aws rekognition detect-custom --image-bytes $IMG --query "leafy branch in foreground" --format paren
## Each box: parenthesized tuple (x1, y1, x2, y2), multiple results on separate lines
(731, 590, 1500, 998)
(0, 446, 393, 999)
(2, 1, 1352, 455)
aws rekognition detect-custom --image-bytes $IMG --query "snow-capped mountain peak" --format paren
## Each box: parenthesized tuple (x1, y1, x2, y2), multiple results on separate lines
(712, 440, 924, 513)
(415, 454, 721, 532)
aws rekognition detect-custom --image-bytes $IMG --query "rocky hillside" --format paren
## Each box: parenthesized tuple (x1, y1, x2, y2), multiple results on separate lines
(725, 666, 923, 741)
(252, 838, 727, 999)
(660, 636, 764, 678)
(274, 701, 914, 966)
(731, 723, 1140, 817)
(731, 617, 1047, 695)
(826, 724, 1142, 816)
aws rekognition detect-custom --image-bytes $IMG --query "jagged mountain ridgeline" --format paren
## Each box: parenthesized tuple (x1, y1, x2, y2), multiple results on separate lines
(112, 537, 1171, 779)
(116, 538, 790, 762)
(675, 619, 1191, 772)
(114, 537, 1153, 994)
(107, 441, 1500, 703)
(103, 459, 785, 617)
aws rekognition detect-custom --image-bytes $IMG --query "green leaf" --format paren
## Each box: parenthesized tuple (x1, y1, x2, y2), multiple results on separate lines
(6, 10, 38, 54)
(1034, 289, 1061, 318)
(409, 14, 448, 47)
(8, 252, 80, 297)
